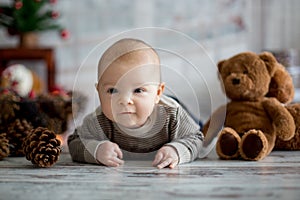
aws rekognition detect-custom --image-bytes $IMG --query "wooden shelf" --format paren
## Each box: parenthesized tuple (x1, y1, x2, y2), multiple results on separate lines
(0, 47, 56, 91)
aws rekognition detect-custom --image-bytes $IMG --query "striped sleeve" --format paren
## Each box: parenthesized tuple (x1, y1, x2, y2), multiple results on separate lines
(68, 109, 109, 164)
(165, 105, 204, 164)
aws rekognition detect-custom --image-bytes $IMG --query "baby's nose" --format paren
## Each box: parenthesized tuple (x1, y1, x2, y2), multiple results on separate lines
(118, 93, 133, 105)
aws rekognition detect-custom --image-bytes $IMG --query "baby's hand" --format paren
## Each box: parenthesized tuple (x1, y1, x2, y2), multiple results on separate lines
(152, 146, 179, 169)
(96, 141, 124, 167)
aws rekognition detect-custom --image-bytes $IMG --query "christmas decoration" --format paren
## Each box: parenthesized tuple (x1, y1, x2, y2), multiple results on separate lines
(23, 127, 61, 167)
(6, 119, 33, 156)
(38, 92, 72, 134)
(0, 133, 10, 160)
(0, 73, 86, 167)
(1, 64, 44, 98)
(0, 87, 86, 135)
(0, 0, 69, 46)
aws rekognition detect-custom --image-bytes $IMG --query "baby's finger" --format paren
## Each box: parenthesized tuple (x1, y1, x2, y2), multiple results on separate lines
(157, 157, 172, 169)
(169, 159, 178, 169)
(113, 156, 124, 165)
(152, 152, 163, 166)
(107, 157, 124, 167)
(115, 147, 123, 159)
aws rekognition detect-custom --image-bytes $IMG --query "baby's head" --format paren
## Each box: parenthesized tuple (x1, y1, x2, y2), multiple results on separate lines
(96, 38, 165, 128)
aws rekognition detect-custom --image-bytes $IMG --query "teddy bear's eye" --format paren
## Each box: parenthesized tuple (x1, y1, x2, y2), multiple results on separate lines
(243, 70, 248, 74)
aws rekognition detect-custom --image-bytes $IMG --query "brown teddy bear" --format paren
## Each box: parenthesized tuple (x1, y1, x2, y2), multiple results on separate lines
(266, 62, 300, 150)
(202, 51, 297, 161)
(276, 104, 300, 150)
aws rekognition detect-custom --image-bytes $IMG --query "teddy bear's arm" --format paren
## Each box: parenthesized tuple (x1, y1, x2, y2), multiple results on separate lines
(262, 98, 295, 141)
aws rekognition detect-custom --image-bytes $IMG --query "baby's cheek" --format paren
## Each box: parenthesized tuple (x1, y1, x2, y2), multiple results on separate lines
(101, 104, 114, 121)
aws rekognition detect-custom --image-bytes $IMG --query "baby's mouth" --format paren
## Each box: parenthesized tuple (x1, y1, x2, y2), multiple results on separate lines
(120, 111, 135, 114)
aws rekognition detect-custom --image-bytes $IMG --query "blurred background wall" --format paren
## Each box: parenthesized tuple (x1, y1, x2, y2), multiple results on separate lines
(1, 0, 300, 122)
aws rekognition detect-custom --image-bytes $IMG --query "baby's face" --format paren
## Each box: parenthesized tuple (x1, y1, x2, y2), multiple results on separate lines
(97, 51, 164, 128)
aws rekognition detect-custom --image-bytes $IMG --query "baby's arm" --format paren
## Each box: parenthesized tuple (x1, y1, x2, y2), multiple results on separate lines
(68, 111, 114, 164)
(158, 105, 203, 167)
(96, 141, 124, 167)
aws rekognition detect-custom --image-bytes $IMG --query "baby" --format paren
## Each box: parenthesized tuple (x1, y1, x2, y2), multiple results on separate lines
(68, 38, 203, 169)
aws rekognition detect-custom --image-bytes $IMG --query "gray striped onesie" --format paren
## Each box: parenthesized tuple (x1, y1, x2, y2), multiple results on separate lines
(68, 95, 204, 165)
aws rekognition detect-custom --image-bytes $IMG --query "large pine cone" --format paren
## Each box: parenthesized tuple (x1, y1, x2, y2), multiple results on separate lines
(23, 127, 61, 167)
(6, 119, 33, 156)
(0, 133, 10, 160)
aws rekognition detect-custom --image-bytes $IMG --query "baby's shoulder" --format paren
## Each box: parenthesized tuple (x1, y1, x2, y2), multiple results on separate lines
(159, 95, 180, 108)
(81, 106, 102, 123)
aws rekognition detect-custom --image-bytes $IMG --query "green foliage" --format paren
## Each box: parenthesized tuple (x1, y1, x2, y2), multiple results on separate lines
(0, 0, 63, 34)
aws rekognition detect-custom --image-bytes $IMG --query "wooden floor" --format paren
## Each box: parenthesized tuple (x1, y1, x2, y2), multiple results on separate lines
(0, 150, 299, 200)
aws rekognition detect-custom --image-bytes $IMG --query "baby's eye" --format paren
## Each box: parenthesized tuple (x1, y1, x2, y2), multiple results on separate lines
(134, 88, 145, 93)
(107, 88, 118, 94)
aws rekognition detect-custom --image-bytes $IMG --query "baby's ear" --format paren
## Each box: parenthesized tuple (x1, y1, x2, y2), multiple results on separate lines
(157, 83, 165, 95)
(95, 83, 100, 91)
(155, 83, 165, 103)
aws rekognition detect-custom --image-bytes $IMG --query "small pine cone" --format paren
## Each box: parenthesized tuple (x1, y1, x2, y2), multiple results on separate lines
(0, 90, 20, 124)
(38, 94, 71, 134)
(46, 117, 65, 134)
(7, 119, 33, 156)
(23, 127, 61, 168)
(0, 133, 10, 160)
(38, 93, 68, 119)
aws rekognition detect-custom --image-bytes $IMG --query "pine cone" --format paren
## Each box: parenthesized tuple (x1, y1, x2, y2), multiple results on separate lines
(38, 93, 69, 119)
(0, 133, 10, 160)
(38, 93, 71, 134)
(7, 119, 33, 156)
(46, 117, 65, 134)
(23, 127, 61, 168)
(0, 89, 20, 125)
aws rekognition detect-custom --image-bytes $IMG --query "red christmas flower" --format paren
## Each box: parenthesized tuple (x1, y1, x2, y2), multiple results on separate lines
(60, 29, 70, 40)
(28, 90, 36, 99)
(49, 0, 57, 4)
(14, 1, 23, 10)
(51, 11, 60, 19)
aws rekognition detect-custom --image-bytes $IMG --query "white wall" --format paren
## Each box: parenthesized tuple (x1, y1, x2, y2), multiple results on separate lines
(247, 0, 300, 55)
(1, 0, 299, 122)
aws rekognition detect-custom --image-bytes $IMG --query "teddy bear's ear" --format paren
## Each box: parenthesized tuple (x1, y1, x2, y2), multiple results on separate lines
(217, 60, 226, 72)
(259, 51, 278, 76)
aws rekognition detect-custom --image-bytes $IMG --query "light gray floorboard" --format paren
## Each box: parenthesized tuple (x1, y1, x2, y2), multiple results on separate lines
(0, 151, 299, 200)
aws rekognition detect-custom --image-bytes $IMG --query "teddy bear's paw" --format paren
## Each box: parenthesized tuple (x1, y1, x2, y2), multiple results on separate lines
(275, 127, 300, 150)
(239, 129, 268, 161)
(216, 127, 241, 160)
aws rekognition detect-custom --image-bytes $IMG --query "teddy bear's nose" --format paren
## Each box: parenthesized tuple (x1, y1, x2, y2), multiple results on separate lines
(232, 78, 240, 85)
